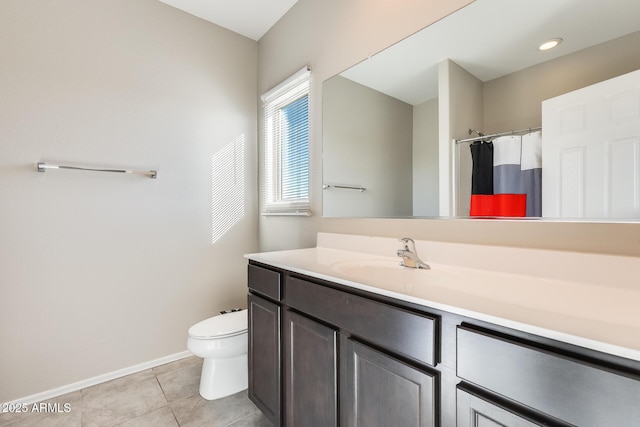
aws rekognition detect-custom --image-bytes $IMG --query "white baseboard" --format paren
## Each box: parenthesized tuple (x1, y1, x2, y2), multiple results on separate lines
(3, 350, 193, 406)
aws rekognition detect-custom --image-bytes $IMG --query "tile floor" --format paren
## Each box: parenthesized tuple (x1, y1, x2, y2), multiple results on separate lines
(0, 356, 271, 427)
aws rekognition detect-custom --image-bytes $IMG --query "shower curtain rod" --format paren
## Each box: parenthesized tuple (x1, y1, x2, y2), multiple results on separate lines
(454, 126, 542, 144)
(37, 162, 157, 178)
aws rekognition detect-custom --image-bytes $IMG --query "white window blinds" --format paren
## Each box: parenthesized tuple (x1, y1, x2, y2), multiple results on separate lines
(261, 66, 311, 215)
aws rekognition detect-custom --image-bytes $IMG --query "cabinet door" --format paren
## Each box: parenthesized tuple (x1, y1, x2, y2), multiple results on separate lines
(457, 385, 567, 427)
(284, 310, 338, 427)
(248, 293, 281, 426)
(341, 337, 437, 427)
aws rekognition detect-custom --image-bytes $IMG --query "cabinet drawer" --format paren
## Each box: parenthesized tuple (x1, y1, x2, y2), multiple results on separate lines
(456, 383, 568, 427)
(286, 276, 438, 366)
(457, 325, 640, 427)
(248, 264, 281, 300)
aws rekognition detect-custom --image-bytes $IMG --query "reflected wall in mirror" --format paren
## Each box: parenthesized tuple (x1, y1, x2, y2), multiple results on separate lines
(322, 0, 640, 220)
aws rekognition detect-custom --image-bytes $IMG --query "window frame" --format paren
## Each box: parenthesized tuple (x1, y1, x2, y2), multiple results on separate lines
(261, 66, 311, 216)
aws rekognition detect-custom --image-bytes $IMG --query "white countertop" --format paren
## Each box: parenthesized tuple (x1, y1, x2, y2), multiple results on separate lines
(246, 233, 640, 362)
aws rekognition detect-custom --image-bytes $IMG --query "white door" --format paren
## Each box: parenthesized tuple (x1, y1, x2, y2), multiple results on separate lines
(542, 68, 640, 218)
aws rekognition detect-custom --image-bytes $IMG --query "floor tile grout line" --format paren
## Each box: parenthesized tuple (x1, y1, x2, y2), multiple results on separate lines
(154, 372, 184, 426)
(225, 409, 258, 427)
(80, 387, 86, 427)
(169, 406, 181, 427)
(154, 376, 170, 403)
(81, 373, 170, 427)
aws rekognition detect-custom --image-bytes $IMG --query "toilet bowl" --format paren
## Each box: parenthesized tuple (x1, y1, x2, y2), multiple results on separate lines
(187, 309, 248, 400)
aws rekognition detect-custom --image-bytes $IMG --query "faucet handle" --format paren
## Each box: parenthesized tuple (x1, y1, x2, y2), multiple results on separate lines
(398, 237, 415, 250)
(397, 237, 430, 269)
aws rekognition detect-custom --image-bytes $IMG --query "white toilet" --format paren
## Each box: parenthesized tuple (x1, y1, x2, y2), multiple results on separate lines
(187, 309, 248, 400)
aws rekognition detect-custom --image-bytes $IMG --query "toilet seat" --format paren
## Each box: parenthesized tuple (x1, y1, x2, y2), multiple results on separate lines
(188, 309, 247, 339)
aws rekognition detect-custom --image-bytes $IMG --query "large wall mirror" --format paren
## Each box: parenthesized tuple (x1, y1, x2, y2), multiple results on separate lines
(322, 0, 640, 220)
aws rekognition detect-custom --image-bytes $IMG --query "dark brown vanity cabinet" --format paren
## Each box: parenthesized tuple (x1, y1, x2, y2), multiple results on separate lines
(249, 262, 439, 426)
(284, 274, 439, 426)
(341, 337, 437, 427)
(284, 309, 338, 426)
(247, 265, 282, 427)
(247, 261, 640, 427)
(456, 384, 550, 427)
(456, 324, 640, 427)
(283, 308, 438, 427)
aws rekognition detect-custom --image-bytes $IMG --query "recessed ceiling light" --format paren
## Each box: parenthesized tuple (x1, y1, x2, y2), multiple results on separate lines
(539, 38, 563, 51)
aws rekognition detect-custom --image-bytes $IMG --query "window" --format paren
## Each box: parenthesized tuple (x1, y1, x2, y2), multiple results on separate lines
(261, 66, 311, 215)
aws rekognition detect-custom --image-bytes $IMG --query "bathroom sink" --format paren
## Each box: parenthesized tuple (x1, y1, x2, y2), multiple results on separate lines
(329, 258, 624, 323)
(330, 259, 428, 284)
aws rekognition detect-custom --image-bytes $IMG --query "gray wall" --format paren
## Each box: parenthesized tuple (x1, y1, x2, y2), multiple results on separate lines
(413, 98, 439, 217)
(323, 76, 413, 217)
(257, 0, 640, 256)
(0, 0, 258, 402)
(483, 31, 640, 133)
(440, 60, 483, 217)
(439, 60, 483, 216)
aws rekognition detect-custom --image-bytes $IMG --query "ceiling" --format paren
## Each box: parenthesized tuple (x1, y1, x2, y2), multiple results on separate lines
(157, 0, 299, 41)
(340, 0, 640, 105)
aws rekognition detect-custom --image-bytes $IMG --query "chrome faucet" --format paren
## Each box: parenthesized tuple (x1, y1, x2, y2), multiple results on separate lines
(397, 237, 430, 269)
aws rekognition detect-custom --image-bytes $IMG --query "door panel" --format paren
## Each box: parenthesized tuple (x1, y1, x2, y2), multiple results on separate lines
(542, 68, 640, 218)
(284, 310, 338, 427)
(341, 337, 437, 427)
(457, 385, 544, 427)
(248, 294, 281, 426)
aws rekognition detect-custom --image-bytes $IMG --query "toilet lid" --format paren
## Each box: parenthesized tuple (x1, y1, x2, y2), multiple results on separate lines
(188, 309, 248, 339)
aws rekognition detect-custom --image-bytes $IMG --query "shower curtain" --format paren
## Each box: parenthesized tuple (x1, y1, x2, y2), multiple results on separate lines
(493, 135, 523, 194)
(470, 140, 526, 217)
(520, 131, 542, 217)
(470, 141, 493, 195)
(469, 130, 542, 217)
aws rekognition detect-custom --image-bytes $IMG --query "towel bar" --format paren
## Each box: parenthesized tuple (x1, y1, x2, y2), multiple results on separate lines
(323, 184, 366, 192)
(37, 162, 157, 179)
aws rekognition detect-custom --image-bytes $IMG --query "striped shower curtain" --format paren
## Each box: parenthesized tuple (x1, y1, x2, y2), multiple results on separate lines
(493, 131, 542, 217)
(470, 130, 542, 217)
(521, 131, 542, 217)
